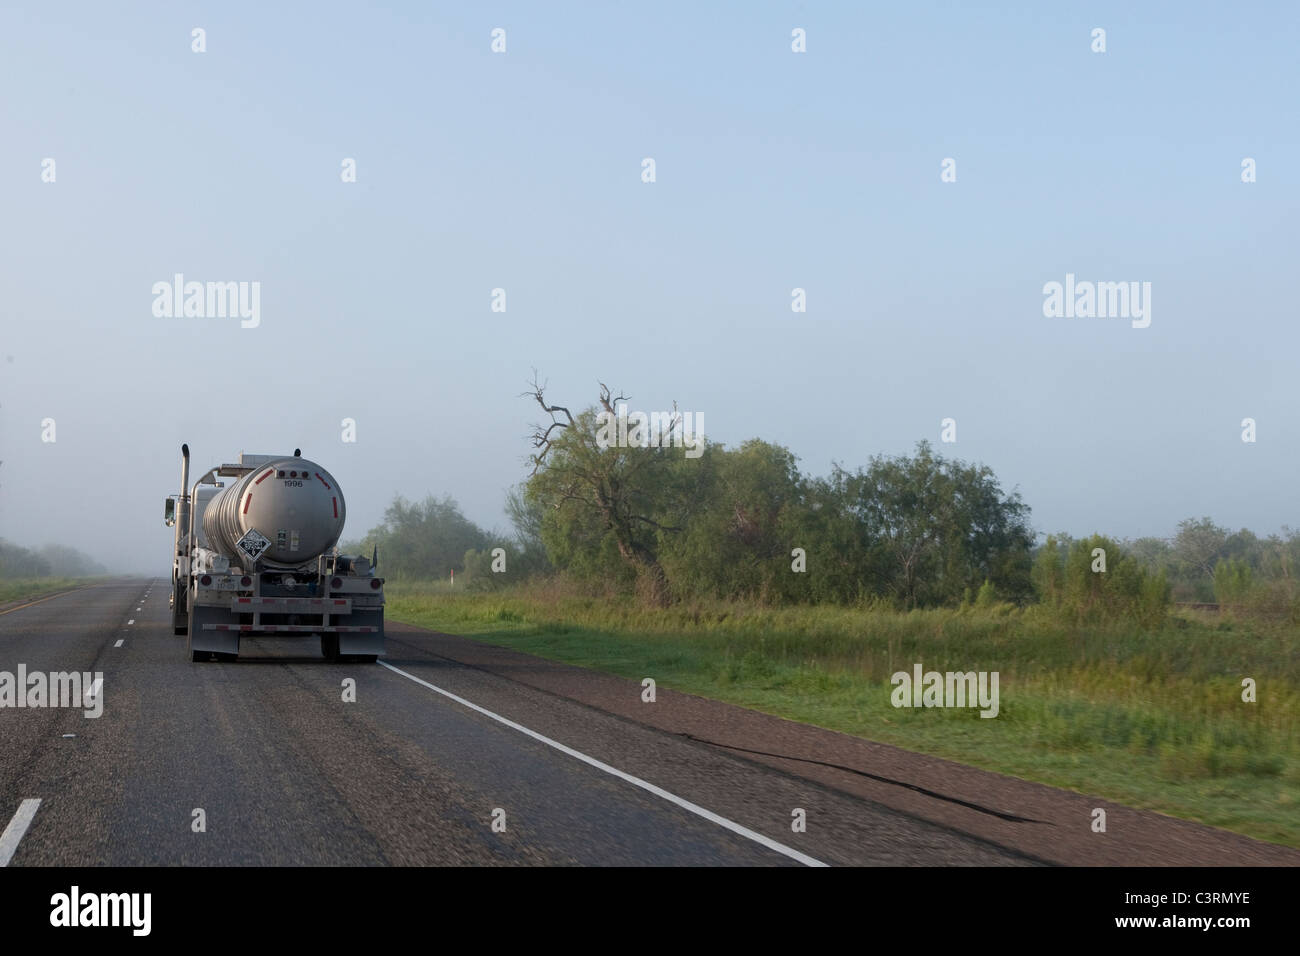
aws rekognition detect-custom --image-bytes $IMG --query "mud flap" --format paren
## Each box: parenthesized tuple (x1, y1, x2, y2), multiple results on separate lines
(188, 605, 240, 658)
(338, 610, 385, 657)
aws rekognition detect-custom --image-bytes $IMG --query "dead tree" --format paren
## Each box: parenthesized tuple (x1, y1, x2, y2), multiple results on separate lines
(523, 373, 679, 605)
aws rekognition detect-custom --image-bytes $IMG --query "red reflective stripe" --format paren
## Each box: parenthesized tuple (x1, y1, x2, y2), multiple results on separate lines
(315, 472, 331, 489)
(335, 600, 346, 605)
(332, 497, 338, 518)
(243, 493, 252, 514)
(254, 468, 274, 485)
(238, 597, 250, 603)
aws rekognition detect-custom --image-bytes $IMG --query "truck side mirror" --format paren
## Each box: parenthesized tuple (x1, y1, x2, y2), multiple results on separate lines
(164, 497, 176, 527)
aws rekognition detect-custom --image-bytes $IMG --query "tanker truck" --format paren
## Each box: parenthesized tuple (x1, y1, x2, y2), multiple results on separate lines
(163, 444, 384, 663)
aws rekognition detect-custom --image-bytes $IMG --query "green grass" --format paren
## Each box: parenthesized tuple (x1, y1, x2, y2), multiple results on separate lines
(0, 577, 91, 604)
(387, 579, 1300, 848)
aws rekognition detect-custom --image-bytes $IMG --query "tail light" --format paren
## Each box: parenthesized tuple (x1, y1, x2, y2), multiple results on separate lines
(331, 577, 343, 589)
(370, 578, 383, 590)
(199, 574, 212, 587)
(240, 575, 252, 587)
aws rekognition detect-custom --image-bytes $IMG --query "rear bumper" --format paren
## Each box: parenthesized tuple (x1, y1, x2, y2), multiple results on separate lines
(190, 614, 384, 657)
(201, 624, 378, 633)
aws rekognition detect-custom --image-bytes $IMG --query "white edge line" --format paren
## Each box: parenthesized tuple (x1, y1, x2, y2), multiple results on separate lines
(0, 799, 41, 867)
(377, 660, 827, 867)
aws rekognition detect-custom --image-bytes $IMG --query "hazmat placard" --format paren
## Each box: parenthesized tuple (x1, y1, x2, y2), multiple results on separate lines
(235, 528, 272, 562)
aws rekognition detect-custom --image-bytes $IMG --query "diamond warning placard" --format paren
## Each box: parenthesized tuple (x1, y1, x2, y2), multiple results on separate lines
(235, 528, 272, 562)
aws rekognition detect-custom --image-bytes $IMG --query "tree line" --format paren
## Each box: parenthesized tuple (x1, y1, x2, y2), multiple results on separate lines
(342, 382, 1299, 620)
(0, 539, 106, 578)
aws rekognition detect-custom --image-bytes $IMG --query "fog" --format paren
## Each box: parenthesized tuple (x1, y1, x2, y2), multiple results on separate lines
(1, 2, 1294, 574)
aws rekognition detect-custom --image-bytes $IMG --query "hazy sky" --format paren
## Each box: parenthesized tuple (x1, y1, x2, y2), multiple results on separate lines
(1, 1, 1296, 573)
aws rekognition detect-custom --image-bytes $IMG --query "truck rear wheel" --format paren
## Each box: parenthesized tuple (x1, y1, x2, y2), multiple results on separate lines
(172, 583, 188, 635)
(321, 633, 340, 661)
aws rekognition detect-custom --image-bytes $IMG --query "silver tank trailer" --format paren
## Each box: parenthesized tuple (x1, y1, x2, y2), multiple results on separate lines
(202, 456, 346, 568)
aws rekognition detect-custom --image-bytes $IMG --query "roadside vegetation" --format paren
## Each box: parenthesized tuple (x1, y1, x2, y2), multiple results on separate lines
(0, 539, 106, 604)
(0, 577, 92, 604)
(347, 380, 1299, 847)
(387, 578, 1298, 848)
(0, 538, 106, 578)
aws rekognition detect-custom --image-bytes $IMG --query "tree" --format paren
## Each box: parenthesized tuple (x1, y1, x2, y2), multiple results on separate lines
(1213, 557, 1253, 605)
(658, 439, 808, 602)
(1126, 536, 1173, 571)
(459, 485, 554, 591)
(831, 442, 1033, 606)
(351, 495, 492, 581)
(1036, 533, 1169, 627)
(38, 544, 105, 577)
(0, 539, 52, 577)
(1259, 528, 1300, 581)
(1173, 517, 1229, 580)
(524, 375, 693, 604)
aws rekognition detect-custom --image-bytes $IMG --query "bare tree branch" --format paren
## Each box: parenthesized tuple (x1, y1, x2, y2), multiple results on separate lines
(597, 382, 630, 415)
(523, 370, 577, 475)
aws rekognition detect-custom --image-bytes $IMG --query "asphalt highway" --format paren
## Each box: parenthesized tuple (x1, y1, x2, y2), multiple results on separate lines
(1, 579, 1294, 867)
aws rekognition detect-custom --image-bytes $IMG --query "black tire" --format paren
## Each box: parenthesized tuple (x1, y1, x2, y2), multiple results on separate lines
(172, 585, 187, 635)
(191, 649, 210, 662)
(321, 634, 340, 661)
